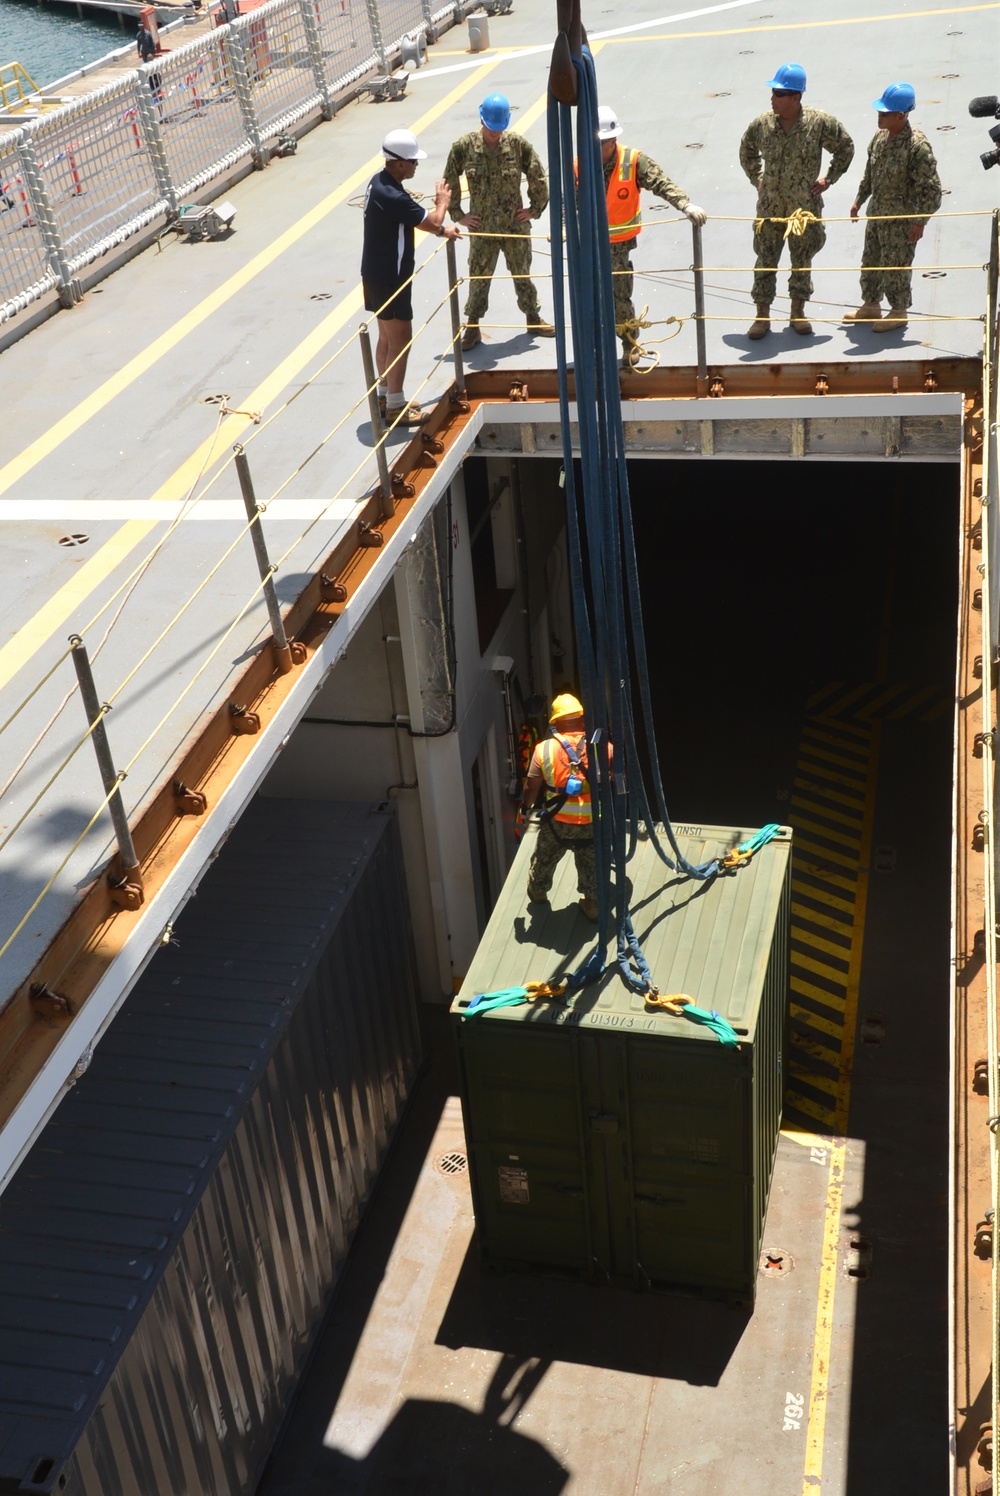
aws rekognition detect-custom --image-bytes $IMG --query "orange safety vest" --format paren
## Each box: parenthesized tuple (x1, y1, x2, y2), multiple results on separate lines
(606, 146, 641, 243)
(536, 731, 592, 825)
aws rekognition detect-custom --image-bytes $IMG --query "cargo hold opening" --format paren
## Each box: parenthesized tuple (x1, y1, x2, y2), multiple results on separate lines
(606, 455, 955, 1489)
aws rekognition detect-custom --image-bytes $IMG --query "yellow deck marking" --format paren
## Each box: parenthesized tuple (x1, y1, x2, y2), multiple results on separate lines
(792, 866, 859, 898)
(793, 838, 859, 872)
(884, 683, 944, 719)
(787, 1093, 836, 1127)
(791, 925, 851, 962)
(0, 57, 505, 505)
(0, 59, 510, 695)
(800, 718, 881, 1494)
(801, 724, 871, 752)
(791, 953, 848, 988)
(0, 522, 160, 689)
(790, 795, 862, 831)
(790, 796, 862, 831)
(791, 901, 853, 938)
(790, 1030, 842, 1064)
(600, 4, 1000, 43)
(851, 684, 909, 718)
(793, 777, 865, 812)
(788, 1066, 839, 1098)
(799, 742, 869, 774)
(790, 975, 847, 1013)
(795, 764, 868, 798)
(790, 1004, 844, 1043)
(791, 880, 855, 916)
(789, 814, 862, 852)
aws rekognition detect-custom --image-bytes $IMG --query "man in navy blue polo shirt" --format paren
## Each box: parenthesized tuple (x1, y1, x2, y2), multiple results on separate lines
(362, 128, 461, 427)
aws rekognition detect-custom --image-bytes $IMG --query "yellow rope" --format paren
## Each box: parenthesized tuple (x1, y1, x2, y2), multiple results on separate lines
(754, 206, 819, 239)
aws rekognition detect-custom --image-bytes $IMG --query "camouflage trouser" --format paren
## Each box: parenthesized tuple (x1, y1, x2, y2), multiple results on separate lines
(859, 218, 918, 309)
(610, 239, 639, 337)
(526, 819, 596, 901)
(751, 215, 826, 304)
(464, 227, 541, 322)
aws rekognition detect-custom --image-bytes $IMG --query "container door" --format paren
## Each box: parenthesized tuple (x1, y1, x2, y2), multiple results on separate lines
(618, 1038, 752, 1294)
(457, 1027, 594, 1273)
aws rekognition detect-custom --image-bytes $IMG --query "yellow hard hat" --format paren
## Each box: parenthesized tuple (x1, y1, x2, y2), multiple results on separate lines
(549, 692, 584, 723)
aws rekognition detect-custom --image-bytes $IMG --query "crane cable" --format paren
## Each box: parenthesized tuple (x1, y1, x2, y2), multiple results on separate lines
(547, 47, 778, 994)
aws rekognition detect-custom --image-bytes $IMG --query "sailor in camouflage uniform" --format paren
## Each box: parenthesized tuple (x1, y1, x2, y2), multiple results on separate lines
(444, 94, 553, 351)
(847, 82, 943, 332)
(739, 62, 854, 338)
(596, 105, 707, 368)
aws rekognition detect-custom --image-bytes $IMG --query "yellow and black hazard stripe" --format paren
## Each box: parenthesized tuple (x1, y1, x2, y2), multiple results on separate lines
(784, 716, 871, 1134)
(807, 680, 951, 722)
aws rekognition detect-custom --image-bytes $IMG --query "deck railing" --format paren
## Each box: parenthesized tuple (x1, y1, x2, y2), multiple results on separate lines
(0, 0, 463, 323)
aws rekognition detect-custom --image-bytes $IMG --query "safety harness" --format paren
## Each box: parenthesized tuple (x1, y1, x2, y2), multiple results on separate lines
(539, 731, 590, 824)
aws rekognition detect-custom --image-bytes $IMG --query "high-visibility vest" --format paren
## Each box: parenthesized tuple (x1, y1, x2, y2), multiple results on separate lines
(537, 732, 592, 825)
(606, 147, 641, 243)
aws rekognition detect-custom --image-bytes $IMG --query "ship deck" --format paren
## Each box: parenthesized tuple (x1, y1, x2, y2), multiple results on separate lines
(0, 0, 994, 1490)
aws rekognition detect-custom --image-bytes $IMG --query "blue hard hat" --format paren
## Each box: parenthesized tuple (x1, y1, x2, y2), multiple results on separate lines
(766, 62, 806, 93)
(873, 81, 915, 113)
(480, 93, 511, 131)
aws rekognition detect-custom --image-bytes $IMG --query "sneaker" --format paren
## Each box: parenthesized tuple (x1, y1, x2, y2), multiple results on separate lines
(461, 323, 482, 351)
(377, 395, 387, 420)
(579, 896, 598, 922)
(526, 318, 556, 337)
(386, 402, 430, 427)
(527, 884, 549, 905)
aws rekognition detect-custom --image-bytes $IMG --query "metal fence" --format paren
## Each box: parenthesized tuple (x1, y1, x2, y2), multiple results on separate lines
(0, 0, 465, 326)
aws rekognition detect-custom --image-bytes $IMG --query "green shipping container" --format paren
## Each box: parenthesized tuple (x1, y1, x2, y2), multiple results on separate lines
(450, 822, 792, 1304)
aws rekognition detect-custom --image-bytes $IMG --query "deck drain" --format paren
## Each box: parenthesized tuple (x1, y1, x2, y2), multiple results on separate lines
(58, 533, 90, 547)
(310, 291, 334, 300)
(861, 1014, 885, 1046)
(200, 392, 229, 405)
(759, 1247, 794, 1277)
(434, 1150, 468, 1176)
(685, 142, 704, 150)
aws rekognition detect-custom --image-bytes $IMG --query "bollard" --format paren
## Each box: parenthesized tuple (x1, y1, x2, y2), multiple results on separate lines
(467, 11, 489, 50)
(69, 635, 144, 905)
(233, 446, 304, 673)
(446, 237, 467, 398)
(691, 220, 708, 391)
(401, 32, 427, 69)
(357, 324, 396, 520)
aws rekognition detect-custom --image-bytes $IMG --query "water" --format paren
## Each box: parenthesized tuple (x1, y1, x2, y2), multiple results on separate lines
(0, 0, 126, 89)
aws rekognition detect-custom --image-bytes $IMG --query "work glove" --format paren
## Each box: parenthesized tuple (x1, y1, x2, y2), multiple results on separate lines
(684, 204, 708, 227)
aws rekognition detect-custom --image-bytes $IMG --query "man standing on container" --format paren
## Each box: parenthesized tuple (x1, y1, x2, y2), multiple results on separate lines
(739, 63, 854, 338)
(595, 105, 707, 369)
(362, 129, 461, 428)
(521, 694, 599, 922)
(444, 94, 554, 351)
(846, 83, 942, 332)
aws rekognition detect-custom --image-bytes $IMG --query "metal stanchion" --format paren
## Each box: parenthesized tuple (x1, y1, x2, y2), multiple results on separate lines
(233, 445, 305, 673)
(692, 221, 708, 392)
(69, 635, 144, 906)
(446, 237, 467, 398)
(358, 323, 396, 520)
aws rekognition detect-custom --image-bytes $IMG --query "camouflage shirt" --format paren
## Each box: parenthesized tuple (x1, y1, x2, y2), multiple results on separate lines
(739, 106, 854, 215)
(602, 147, 691, 213)
(444, 130, 549, 229)
(854, 121, 943, 219)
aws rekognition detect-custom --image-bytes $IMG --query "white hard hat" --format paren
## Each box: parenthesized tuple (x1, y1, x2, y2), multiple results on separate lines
(597, 105, 622, 140)
(382, 128, 426, 161)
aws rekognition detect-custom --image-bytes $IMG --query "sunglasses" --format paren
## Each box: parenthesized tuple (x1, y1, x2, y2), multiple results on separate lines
(771, 89, 797, 98)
